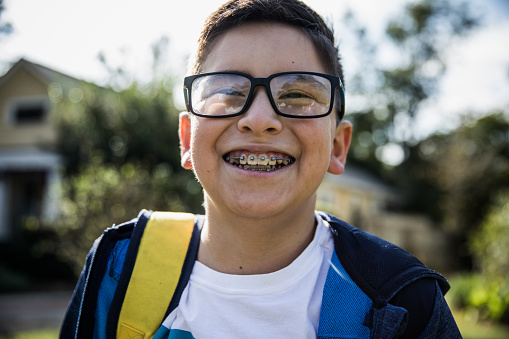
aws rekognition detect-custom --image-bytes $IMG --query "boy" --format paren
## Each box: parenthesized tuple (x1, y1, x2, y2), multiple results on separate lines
(61, 0, 461, 338)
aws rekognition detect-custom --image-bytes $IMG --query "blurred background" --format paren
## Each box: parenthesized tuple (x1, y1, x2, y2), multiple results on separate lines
(0, 0, 508, 337)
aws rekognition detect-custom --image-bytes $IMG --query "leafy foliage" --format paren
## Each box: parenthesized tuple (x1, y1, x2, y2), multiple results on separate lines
(448, 273, 509, 324)
(391, 112, 509, 271)
(342, 2, 509, 275)
(0, 0, 13, 38)
(399, 113, 509, 231)
(448, 194, 509, 323)
(0, 220, 76, 292)
(346, 0, 478, 173)
(470, 192, 509, 281)
(52, 160, 202, 273)
(53, 77, 203, 213)
(48, 53, 204, 272)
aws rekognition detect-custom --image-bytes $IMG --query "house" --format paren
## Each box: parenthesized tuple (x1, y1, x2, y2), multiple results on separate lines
(317, 167, 402, 226)
(317, 167, 456, 271)
(0, 59, 81, 241)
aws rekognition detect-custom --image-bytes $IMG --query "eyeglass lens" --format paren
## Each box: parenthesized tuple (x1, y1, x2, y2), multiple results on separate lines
(190, 73, 332, 117)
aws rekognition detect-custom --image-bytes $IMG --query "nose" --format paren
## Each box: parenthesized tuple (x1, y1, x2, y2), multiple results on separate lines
(237, 88, 283, 135)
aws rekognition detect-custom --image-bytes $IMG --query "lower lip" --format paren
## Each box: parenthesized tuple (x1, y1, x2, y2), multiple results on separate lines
(224, 160, 294, 176)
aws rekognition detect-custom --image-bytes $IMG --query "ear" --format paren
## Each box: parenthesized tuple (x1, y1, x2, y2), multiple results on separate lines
(327, 120, 352, 175)
(179, 112, 193, 170)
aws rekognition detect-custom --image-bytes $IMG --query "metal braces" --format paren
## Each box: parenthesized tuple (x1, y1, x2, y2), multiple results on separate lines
(226, 155, 289, 162)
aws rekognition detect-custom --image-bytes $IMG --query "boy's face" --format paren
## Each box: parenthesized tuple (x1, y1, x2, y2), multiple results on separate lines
(180, 22, 351, 220)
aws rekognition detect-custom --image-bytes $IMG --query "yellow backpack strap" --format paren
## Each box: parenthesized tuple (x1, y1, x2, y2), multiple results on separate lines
(117, 211, 195, 339)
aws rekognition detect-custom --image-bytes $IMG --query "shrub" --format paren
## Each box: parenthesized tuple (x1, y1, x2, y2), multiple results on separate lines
(449, 192, 509, 323)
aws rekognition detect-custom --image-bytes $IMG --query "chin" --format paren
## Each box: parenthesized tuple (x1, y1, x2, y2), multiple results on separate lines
(233, 194, 313, 221)
(234, 201, 286, 219)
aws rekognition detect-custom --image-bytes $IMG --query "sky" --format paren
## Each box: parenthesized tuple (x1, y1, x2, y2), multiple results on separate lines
(1, 0, 509, 140)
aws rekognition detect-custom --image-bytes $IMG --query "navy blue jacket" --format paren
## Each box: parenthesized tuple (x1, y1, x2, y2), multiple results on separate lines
(60, 211, 462, 338)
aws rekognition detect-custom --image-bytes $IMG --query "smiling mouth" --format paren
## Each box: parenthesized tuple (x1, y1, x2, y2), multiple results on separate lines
(223, 152, 295, 171)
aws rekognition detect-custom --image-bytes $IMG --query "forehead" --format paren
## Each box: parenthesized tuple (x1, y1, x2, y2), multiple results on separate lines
(201, 22, 327, 76)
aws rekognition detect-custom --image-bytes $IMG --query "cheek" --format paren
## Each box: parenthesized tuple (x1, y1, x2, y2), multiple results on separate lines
(190, 119, 213, 150)
(299, 123, 333, 168)
(304, 120, 334, 148)
(189, 121, 208, 167)
(189, 119, 226, 169)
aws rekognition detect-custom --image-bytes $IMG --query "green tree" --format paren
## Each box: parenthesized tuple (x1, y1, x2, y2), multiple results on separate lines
(471, 191, 509, 279)
(448, 192, 509, 323)
(345, 0, 477, 176)
(46, 42, 204, 272)
(51, 159, 203, 273)
(341, 0, 500, 271)
(0, 0, 13, 38)
(396, 113, 509, 268)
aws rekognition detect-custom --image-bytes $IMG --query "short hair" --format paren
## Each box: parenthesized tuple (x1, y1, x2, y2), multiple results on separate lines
(191, 0, 343, 83)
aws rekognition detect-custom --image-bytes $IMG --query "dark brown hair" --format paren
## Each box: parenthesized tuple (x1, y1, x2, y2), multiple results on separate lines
(191, 0, 343, 83)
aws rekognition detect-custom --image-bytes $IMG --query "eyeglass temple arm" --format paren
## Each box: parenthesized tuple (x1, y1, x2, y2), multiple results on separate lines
(183, 86, 191, 112)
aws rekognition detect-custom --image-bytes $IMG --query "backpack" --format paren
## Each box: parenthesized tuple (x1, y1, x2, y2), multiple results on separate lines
(62, 210, 460, 339)
(116, 211, 196, 338)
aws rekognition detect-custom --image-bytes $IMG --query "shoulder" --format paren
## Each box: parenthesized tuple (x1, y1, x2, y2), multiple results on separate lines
(318, 212, 450, 306)
(100, 211, 205, 274)
(318, 212, 458, 337)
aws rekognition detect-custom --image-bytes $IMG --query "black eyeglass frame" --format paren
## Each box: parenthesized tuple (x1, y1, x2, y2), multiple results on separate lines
(183, 71, 345, 120)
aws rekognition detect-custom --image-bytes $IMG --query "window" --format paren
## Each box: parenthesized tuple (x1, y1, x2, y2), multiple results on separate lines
(7, 96, 49, 125)
(15, 105, 46, 123)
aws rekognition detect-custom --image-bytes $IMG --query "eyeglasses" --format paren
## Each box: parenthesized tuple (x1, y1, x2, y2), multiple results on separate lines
(183, 71, 345, 119)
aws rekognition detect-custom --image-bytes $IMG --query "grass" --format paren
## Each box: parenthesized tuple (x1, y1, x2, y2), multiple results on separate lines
(1, 309, 509, 339)
(452, 307, 509, 339)
(0, 328, 59, 339)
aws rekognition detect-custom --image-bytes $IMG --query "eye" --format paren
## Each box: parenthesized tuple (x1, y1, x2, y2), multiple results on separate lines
(271, 74, 331, 106)
(213, 87, 246, 97)
(279, 91, 314, 100)
(194, 74, 250, 101)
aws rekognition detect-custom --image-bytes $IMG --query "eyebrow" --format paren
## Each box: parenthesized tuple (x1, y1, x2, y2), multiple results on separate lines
(205, 68, 250, 75)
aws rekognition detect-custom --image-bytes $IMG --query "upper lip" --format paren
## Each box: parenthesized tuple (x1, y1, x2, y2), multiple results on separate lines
(223, 144, 295, 158)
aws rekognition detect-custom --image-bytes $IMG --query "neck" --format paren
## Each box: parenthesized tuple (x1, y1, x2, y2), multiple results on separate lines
(197, 201, 317, 275)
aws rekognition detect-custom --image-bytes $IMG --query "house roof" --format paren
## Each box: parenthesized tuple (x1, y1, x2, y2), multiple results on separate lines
(323, 165, 402, 202)
(0, 58, 82, 89)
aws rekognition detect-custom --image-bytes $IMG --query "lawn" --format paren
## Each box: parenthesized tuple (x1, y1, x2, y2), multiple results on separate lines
(1, 312, 509, 339)
(452, 306, 509, 339)
(0, 328, 59, 339)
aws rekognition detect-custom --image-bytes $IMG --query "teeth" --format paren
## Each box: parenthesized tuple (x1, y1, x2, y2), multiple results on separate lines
(247, 154, 257, 165)
(225, 153, 293, 171)
(258, 154, 269, 165)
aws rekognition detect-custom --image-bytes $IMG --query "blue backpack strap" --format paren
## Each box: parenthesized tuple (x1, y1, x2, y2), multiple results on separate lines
(317, 251, 372, 338)
(418, 281, 462, 338)
(105, 209, 153, 338)
(68, 215, 137, 339)
(369, 305, 409, 338)
(319, 212, 449, 298)
(317, 212, 450, 338)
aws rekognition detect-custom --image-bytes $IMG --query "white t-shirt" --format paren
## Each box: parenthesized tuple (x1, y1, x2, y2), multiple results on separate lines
(161, 212, 334, 339)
